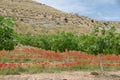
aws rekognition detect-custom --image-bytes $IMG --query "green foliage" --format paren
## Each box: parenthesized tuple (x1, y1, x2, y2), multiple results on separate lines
(17, 34, 51, 50)
(50, 31, 79, 52)
(0, 16, 15, 51)
(78, 26, 120, 55)
(77, 26, 120, 74)
(16, 26, 120, 54)
(17, 32, 79, 52)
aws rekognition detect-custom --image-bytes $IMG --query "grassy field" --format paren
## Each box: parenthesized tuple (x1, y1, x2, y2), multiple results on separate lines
(0, 45, 120, 75)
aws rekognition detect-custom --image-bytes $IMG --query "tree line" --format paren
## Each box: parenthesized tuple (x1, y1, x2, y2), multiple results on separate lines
(0, 15, 120, 55)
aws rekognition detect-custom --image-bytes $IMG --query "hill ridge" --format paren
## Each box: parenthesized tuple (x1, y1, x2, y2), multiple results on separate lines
(0, 0, 120, 34)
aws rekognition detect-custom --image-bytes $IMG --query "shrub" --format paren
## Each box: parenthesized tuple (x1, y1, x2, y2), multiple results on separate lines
(0, 16, 15, 51)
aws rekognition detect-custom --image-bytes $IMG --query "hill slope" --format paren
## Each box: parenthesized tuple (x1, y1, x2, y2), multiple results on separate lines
(0, 0, 120, 34)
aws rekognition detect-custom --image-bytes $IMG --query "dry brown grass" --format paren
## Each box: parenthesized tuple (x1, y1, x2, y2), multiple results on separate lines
(0, 0, 120, 34)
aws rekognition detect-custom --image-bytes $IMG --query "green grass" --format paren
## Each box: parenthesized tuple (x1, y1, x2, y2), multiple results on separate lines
(0, 64, 119, 75)
(0, 57, 11, 63)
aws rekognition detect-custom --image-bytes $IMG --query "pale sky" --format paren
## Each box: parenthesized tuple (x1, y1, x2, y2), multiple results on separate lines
(35, 0, 120, 21)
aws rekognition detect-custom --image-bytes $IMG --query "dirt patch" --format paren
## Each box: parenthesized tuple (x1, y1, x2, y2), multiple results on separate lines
(0, 71, 120, 80)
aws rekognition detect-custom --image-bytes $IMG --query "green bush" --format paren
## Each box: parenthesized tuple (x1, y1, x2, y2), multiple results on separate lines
(50, 31, 79, 52)
(78, 26, 120, 55)
(0, 15, 15, 51)
(15, 26, 120, 54)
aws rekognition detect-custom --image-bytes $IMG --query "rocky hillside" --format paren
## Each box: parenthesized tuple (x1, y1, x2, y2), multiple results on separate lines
(0, 0, 120, 34)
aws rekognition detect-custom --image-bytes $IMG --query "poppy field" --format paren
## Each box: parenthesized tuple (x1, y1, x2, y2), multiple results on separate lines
(0, 46, 120, 75)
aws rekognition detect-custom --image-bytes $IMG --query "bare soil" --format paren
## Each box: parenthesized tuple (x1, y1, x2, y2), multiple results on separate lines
(0, 71, 120, 80)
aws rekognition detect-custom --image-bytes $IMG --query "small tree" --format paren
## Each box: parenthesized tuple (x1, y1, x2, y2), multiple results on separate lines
(50, 31, 79, 62)
(50, 31, 78, 52)
(78, 26, 120, 75)
(0, 16, 15, 51)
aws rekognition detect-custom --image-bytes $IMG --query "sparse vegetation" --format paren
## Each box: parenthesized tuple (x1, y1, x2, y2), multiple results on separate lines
(0, 0, 120, 34)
